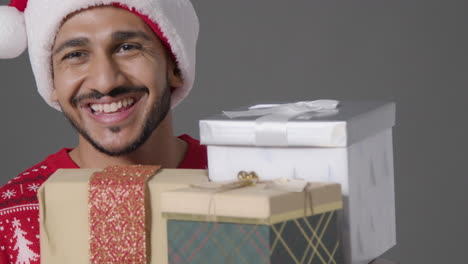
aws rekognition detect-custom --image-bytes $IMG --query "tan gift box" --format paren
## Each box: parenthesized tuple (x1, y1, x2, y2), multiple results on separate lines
(38, 168, 209, 264)
(161, 182, 344, 263)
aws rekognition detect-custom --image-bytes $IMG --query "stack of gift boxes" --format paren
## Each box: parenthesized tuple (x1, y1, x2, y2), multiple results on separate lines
(38, 100, 396, 264)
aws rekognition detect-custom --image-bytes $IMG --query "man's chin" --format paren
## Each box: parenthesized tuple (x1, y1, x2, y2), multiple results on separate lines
(90, 141, 141, 157)
(77, 126, 152, 157)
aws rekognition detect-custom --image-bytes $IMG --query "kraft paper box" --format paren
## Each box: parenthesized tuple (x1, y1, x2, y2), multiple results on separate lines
(161, 182, 343, 264)
(200, 100, 396, 264)
(38, 168, 209, 264)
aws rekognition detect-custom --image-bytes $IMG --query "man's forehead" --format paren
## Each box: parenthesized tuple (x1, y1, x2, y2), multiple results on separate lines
(56, 6, 150, 38)
(52, 6, 157, 52)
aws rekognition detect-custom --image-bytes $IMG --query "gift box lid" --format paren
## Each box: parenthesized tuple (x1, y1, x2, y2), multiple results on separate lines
(200, 101, 395, 147)
(161, 182, 342, 225)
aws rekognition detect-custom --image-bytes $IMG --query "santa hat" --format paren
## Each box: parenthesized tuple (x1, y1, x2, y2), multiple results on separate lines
(0, 0, 199, 110)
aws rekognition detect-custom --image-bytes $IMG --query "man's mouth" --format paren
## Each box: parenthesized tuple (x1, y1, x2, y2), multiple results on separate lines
(80, 95, 144, 125)
(88, 97, 137, 114)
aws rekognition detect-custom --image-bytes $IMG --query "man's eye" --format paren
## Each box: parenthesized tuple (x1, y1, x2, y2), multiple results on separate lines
(118, 44, 142, 53)
(63, 51, 84, 61)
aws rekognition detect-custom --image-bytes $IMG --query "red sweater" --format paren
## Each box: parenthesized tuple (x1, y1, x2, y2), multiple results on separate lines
(0, 135, 207, 264)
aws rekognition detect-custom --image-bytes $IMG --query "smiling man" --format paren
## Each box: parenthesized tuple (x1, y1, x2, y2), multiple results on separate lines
(51, 6, 190, 168)
(0, 0, 203, 262)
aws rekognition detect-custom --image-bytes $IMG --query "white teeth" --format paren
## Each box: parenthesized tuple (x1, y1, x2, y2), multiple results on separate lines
(110, 102, 118, 112)
(103, 104, 111, 113)
(90, 104, 100, 112)
(123, 98, 134, 107)
(90, 98, 135, 114)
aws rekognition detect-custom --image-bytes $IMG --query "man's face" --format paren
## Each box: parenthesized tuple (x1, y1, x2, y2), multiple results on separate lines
(51, 6, 181, 156)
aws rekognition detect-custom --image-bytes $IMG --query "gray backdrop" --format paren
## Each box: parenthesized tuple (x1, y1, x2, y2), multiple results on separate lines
(1, 0, 466, 263)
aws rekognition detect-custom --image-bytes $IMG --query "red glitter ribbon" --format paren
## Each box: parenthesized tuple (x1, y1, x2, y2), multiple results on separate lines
(89, 165, 160, 263)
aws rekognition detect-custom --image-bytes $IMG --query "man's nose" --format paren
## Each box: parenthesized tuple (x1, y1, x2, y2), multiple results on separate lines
(86, 54, 125, 95)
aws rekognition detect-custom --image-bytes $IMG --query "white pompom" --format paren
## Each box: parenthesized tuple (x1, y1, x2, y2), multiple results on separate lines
(0, 6, 27, 59)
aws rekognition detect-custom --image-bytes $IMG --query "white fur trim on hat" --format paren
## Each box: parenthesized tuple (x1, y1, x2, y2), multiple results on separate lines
(0, 6, 27, 59)
(24, 0, 199, 110)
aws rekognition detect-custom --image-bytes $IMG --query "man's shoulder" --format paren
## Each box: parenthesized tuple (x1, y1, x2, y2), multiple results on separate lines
(0, 148, 74, 211)
(0, 155, 58, 261)
(179, 134, 205, 151)
(178, 134, 207, 169)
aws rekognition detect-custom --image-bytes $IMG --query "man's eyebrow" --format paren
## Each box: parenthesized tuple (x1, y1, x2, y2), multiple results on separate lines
(53, 37, 89, 55)
(112, 31, 152, 42)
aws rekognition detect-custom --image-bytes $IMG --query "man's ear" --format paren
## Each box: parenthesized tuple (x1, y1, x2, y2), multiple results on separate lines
(167, 58, 183, 89)
(50, 88, 58, 102)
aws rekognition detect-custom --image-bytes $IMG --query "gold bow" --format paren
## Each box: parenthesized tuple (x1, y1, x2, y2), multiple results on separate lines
(190, 171, 313, 221)
(192, 171, 308, 193)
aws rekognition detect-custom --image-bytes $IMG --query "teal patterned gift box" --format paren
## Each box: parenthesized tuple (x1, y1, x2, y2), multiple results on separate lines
(161, 182, 343, 264)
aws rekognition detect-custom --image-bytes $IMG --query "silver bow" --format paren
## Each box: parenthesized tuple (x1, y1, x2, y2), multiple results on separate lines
(223, 100, 339, 146)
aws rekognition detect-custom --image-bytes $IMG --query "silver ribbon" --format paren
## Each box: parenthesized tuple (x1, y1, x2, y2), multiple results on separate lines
(223, 100, 339, 146)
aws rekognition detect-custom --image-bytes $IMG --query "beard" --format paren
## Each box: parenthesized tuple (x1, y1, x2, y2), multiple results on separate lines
(62, 85, 171, 157)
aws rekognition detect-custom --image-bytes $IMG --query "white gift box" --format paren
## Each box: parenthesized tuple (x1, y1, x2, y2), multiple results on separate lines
(200, 100, 396, 264)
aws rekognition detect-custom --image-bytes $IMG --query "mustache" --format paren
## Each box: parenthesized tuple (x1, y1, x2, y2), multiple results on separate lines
(71, 86, 149, 107)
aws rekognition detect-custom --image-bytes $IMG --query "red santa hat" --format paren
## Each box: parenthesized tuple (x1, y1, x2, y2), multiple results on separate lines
(0, 0, 199, 110)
